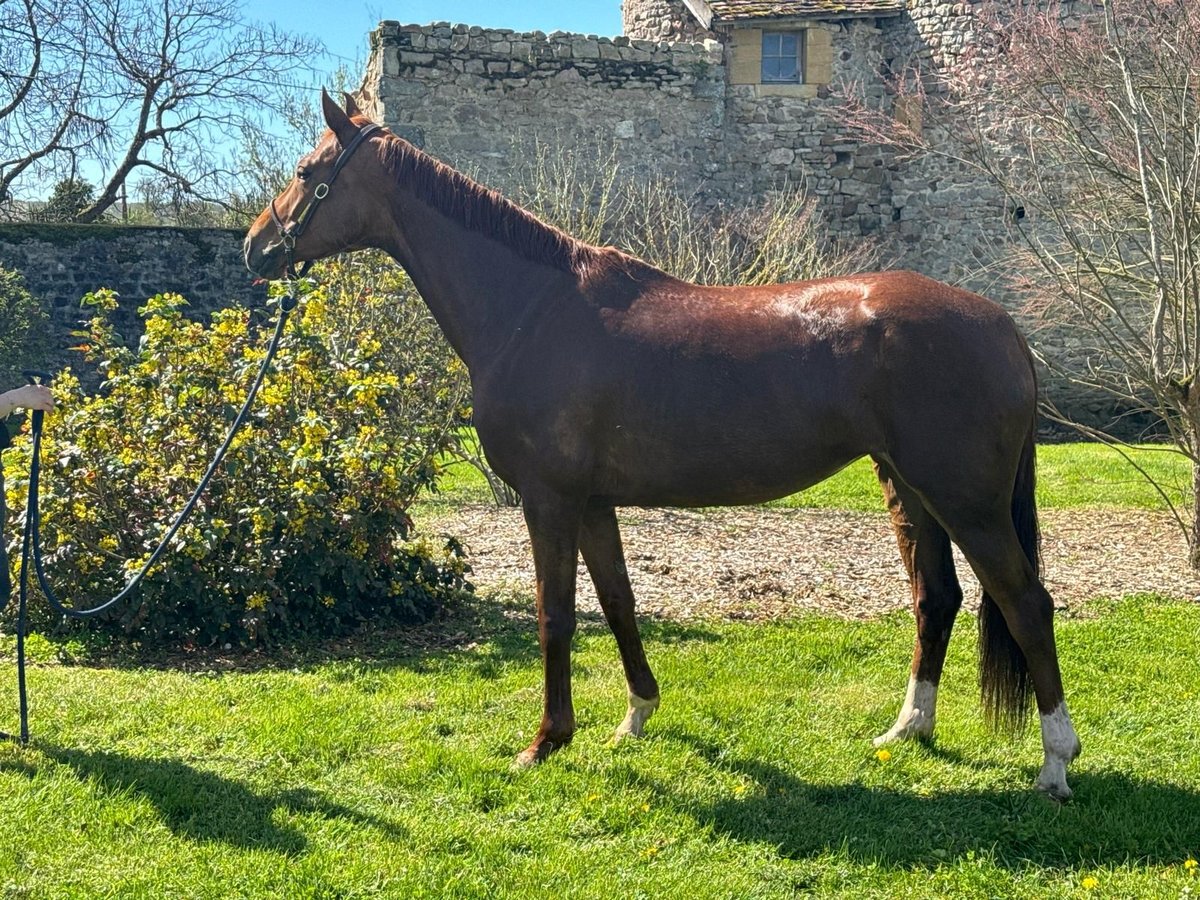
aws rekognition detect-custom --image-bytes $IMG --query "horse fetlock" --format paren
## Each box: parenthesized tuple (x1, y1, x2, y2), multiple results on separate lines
(614, 692, 660, 741)
(1039, 702, 1079, 759)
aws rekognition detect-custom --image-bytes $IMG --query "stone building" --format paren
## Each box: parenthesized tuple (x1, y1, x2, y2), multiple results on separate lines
(359, 0, 1006, 285)
(356, 0, 1128, 428)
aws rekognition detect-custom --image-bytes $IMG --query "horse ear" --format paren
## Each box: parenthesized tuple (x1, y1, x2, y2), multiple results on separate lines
(321, 88, 359, 146)
(342, 91, 363, 118)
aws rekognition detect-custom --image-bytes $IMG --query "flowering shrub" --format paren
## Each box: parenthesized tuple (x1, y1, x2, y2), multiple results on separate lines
(2, 254, 472, 645)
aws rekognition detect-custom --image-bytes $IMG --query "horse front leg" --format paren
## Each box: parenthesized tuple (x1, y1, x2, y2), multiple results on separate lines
(579, 502, 660, 742)
(873, 460, 962, 746)
(514, 489, 585, 768)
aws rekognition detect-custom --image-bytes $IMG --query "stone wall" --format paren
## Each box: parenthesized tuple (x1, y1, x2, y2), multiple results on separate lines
(361, 20, 910, 238)
(359, 22, 727, 195)
(719, 20, 900, 237)
(0, 225, 266, 378)
(361, 16, 1009, 279)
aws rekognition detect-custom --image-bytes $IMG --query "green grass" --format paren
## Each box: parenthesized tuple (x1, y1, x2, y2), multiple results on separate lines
(430, 441, 1191, 513)
(1, 441, 1194, 895)
(1, 596, 1199, 898)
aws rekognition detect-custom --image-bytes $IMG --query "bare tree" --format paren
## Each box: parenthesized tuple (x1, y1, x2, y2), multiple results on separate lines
(0, 0, 102, 214)
(843, 0, 1200, 565)
(224, 64, 358, 223)
(0, 0, 323, 222)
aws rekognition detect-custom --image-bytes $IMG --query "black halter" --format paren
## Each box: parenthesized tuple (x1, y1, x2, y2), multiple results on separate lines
(268, 122, 382, 278)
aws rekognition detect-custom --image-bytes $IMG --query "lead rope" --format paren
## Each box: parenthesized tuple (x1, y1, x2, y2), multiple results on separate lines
(0, 290, 299, 744)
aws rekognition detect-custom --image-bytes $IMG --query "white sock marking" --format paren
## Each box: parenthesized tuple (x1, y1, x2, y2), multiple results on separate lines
(1036, 701, 1080, 801)
(874, 677, 937, 746)
(613, 691, 659, 741)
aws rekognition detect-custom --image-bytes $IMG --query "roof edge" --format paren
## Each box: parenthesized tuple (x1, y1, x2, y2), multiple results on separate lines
(681, 0, 716, 29)
(717, 9, 905, 23)
(700, 1, 908, 26)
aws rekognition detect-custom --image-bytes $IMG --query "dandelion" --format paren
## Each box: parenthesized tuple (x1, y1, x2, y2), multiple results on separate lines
(875, 748, 892, 762)
(642, 845, 660, 859)
(733, 784, 747, 796)
(641, 802, 650, 813)
(1186, 858, 1198, 873)
(585, 793, 600, 803)
(1081, 875, 1099, 890)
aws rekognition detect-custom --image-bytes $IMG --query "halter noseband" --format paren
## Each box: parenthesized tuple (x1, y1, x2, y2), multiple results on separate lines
(269, 122, 382, 279)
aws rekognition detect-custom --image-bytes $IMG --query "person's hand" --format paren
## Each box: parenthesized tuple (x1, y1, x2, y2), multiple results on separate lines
(0, 384, 55, 416)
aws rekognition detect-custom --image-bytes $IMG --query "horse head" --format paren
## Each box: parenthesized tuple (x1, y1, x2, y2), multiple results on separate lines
(244, 90, 385, 279)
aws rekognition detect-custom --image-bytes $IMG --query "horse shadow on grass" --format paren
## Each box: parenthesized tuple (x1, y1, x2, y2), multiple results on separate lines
(316, 593, 722, 676)
(6, 746, 406, 854)
(644, 732, 1200, 871)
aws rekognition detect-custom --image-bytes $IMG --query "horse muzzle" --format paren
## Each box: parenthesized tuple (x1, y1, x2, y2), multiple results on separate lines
(243, 232, 289, 279)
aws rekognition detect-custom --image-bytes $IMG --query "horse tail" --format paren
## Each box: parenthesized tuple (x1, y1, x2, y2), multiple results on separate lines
(978, 403, 1040, 733)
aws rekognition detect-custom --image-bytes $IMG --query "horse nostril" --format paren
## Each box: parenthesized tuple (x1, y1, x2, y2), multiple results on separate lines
(243, 238, 275, 276)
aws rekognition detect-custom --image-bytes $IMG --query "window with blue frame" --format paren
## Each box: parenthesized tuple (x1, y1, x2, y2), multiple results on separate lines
(761, 31, 805, 84)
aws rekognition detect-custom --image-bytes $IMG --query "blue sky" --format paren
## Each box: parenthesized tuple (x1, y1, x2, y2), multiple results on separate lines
(246, 1, 625, 80)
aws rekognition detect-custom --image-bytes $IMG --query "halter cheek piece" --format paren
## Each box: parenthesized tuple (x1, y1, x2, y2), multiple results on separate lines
(269, 122, 382, 278)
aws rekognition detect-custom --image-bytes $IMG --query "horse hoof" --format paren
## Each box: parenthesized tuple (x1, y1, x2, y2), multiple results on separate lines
(1035, 755, 1074, 802)
(1036, 777, 1073, 803)
(872, 728, 902, 747)
(872, 720, 933, 747)
(613, 693, 660, 743)
(512, 747, 540, 770)
(512, 734, 570, 769)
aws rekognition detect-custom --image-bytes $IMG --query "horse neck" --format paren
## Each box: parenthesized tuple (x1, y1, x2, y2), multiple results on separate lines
(378, 182, 579, 373)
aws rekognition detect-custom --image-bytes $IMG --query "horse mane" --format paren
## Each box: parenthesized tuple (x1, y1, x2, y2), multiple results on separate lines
(376, 129, 665, 293)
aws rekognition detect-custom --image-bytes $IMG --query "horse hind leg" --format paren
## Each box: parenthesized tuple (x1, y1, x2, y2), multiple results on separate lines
(895, 454, 1079, 796)
(579, 502, 660, 741)
(953, 518, 1080, 800)
(873, 459, 963, 746)
(880, 402, 1079, 798)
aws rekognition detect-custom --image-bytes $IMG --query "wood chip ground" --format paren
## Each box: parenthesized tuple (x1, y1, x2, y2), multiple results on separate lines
(421, 505, 1199, 622)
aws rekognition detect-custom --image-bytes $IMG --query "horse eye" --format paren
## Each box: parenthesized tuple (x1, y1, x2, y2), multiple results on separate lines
(296, 167, 311, 182)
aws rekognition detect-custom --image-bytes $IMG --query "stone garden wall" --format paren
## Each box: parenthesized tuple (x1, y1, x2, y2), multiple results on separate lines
(358, 22, 728, 196)
(360, 16, 1015, 283)
(0, 225, 266, 378)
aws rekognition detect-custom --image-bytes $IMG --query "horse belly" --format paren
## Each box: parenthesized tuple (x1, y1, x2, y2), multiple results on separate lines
(473, 327, 879, 505)
(591, 391, 868, 508)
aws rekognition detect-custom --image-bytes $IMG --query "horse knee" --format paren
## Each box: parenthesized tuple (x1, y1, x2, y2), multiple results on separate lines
(540, 609, 576, 648)
(914, 583, 962, 633)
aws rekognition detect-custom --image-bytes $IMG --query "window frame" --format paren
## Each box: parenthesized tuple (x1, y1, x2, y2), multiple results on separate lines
(760, 30, 805, 85)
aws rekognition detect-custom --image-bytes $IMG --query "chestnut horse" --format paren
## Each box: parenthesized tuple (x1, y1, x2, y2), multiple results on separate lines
(245, 92, 1081, 800)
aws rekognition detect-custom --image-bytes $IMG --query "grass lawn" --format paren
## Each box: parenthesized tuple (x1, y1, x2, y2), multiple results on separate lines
(431, 441, 1191, 513)
(1, 596, 1199, 898)
(1, 442, 1196, 897)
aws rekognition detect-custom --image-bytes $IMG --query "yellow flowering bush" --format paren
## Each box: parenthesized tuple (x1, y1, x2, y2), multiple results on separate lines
(3, 253, 472, 645)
